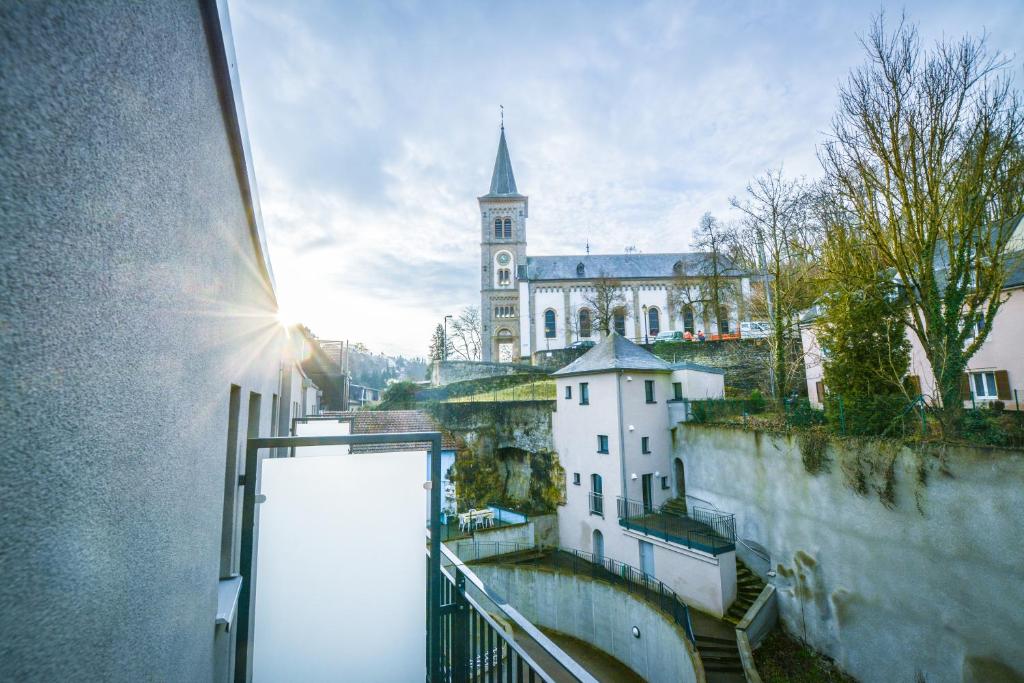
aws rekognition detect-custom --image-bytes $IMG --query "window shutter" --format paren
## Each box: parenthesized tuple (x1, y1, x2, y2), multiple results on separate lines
(960, 373, 971, 400)
(815, 381, 824, 403)
(995, 370, 1011, 400)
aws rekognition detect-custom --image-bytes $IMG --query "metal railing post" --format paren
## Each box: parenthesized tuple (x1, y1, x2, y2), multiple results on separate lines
(452, 566, 469, 683)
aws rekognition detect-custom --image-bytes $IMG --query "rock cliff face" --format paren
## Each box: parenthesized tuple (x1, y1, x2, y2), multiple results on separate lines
(429, 401, 562, 514)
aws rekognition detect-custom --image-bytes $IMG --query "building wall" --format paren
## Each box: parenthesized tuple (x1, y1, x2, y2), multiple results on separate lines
(1, 3, 285, 680)
(802, 288, 1024, 410)
(676, 425, 1024, 683)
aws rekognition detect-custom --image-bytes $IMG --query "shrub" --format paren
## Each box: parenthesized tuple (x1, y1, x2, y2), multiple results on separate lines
(746, 389, 766, 414)
(824, 394, 908, 436)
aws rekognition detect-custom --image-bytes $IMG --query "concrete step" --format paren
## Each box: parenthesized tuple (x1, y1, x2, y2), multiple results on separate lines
(695, 635, 736, 646)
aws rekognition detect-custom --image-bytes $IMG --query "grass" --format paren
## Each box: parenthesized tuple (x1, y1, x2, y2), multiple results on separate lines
(444, 380, 556, 403)
(753, 629, 856, 683)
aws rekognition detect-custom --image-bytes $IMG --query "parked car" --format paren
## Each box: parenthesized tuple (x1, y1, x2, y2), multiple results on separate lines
(654, 330, 684, 342)
(739, 321, 771, 339)
(569, 340, 596, 350)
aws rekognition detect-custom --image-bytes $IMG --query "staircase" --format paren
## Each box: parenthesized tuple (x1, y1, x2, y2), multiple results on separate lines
(725, 559, 765, 624)
(661, 496, 689, 516)
(695, 635, 744, 680)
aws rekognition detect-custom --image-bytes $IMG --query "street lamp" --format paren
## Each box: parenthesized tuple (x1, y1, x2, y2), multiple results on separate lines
(641, 305, 649, 345)
(443, 314, 453, 361)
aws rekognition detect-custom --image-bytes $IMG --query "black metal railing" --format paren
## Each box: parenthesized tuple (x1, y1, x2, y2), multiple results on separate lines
(588, 491, 604, 516)
(616, 496, 735, 555)
(434, 544, 595, 683)
(456, 542, 697, 646)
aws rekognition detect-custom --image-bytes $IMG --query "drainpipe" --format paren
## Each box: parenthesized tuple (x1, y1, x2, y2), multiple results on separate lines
(616, 371, 628, 505)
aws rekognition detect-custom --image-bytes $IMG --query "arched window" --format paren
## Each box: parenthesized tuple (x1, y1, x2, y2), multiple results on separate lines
(717, 306, 730, 334)
(576, 262, 585, 277)
(544, 309, 557, 338)
(683, 306, 695, 334)
(497, 269, 511, 286)
(648, 307, 660, 336)
(502, 218, 512, 240)
(613, 308, 627, 337)
(578, 309, 592, 338)
(494, 218, 502, 239)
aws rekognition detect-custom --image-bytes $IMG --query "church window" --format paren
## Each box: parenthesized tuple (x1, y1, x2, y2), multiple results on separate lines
(717, 306, 731, 335)
(682, 306, 695, 334)
(613, 308, 626, 337)
(544, 309, 557, 338)
(503, 218, 512, 240)
(578, 309, 592, 338)
(648, 307, 660, 336)
(497, 269, 511, 286)
(576, 262, 585, 277)
(494, 218, 502, 239)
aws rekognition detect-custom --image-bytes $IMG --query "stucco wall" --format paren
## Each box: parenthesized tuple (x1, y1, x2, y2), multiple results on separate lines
(1, 3, 284, 680)
(472, 565, 700, 683)
(430, 359, 546, 387)
(676, 425, 1024, 683)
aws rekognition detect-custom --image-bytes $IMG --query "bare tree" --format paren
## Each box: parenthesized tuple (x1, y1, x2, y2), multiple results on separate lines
(730, 169, 822, 398)
(683, 213, 742, 335)
(818, 14, 1024, 429)
(447, 306, 482, 361)
(582, 275, 630, 336)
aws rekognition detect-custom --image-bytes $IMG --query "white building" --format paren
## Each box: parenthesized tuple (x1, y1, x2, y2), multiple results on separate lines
(479, 126, 751, 362)
(551, 332, 737, 617)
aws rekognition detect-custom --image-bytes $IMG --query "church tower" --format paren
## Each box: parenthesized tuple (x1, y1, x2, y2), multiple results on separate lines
(479, 125, 528, 362)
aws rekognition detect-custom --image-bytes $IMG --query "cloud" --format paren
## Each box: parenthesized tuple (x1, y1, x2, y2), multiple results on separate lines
(229, 0, 1024, 356)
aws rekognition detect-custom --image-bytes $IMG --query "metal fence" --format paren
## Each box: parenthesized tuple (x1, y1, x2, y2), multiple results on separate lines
(616, 496, 736, 555)
(456, 542, 696, 646)
(588, 491, 604, 516)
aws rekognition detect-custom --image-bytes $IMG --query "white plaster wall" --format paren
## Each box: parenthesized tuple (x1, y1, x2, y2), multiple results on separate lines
(568, 288, 597, 340)
(637, 286, 671, 338)
(618, 372, 675, 509)
(518, 281, 531, 356)
(670, 368, 725, 401)
(676, 424, 1024, 683)
(800, 325, 826, 408)
(534, 288, 564, 351)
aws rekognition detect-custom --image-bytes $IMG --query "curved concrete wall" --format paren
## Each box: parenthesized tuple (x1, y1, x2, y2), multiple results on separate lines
(473, 565, 700, 683)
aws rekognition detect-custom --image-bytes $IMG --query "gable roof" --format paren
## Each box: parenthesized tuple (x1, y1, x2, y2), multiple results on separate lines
(553, 332, 673, 377)
(526, 252, 745, 281)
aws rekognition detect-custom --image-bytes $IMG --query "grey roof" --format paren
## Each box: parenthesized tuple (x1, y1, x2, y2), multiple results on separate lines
(669, 361, 726, 376)
(553, 332, 673, 376)
(526, 252, 745, 281)
(481, 128, 523, 198)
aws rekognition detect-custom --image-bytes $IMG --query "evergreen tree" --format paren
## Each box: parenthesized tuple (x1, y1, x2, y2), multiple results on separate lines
(428, 323, 447, 361)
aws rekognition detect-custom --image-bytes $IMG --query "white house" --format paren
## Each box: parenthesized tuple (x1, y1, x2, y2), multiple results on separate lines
(551, 332, 737, 617)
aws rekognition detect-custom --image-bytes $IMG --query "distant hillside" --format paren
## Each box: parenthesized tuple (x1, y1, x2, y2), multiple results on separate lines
(346, 342, 427, 388)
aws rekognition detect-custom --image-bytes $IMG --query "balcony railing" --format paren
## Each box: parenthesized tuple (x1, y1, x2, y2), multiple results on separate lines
(588, 491, 604, 516)
(616, 496, 736, 555)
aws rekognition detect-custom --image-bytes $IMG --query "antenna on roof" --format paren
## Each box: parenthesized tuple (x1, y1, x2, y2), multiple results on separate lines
(586, 241, 590, 254)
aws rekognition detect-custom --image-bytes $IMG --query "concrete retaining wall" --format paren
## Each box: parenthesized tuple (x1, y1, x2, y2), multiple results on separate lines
(473, 565, 701, 683)
(735, 584, 778, 682)
(431, 360, 546, 386)
(676, 425, 1024, 683)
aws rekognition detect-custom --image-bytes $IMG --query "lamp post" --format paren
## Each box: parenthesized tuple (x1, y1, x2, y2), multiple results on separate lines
(443, 314, 453, 361)
(642, 305, 649, 345)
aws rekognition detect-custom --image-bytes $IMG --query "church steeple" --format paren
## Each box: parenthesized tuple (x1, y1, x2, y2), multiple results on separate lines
(487, 126, 519, 196)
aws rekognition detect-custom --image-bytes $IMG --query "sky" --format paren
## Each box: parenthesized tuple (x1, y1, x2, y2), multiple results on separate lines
(229, 0, 1023, 358)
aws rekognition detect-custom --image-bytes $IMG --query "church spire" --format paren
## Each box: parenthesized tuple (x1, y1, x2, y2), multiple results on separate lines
(487, 124, 519, 196)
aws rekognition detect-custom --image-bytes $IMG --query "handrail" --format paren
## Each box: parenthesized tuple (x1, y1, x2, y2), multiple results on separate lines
(686, 494, 771, 565)
(438, 542, 598, 683)
(616, 495, 736, 554)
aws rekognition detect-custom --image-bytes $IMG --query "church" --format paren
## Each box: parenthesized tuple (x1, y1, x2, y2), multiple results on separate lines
(479, 126, 752, 362)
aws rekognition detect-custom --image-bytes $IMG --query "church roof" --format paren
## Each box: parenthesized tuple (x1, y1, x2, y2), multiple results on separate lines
(481, 128, 524, 198)
(525, 252, 744, 281)
(553, 332, 673, 377)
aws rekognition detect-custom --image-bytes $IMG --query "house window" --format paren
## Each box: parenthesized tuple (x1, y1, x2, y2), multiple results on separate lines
(494, 218, 502, 239)
(971, 371, 998, 400)
(641, 436, 651, 454)
(661, 476, 670, 490)
(673, 382, 683, 400)
(544, 309, 556, 338)
(597, 434, 609, 453)
(648, 307, 660, 336)
(565, 385, 572, 400)
(578, 308, 592, 338)
(683, 306, 695, 334)
(573, 472, 581, 486)
(503, 218, 512, 240)
(590, 474, 604, 515)
(579, 383, 589, 405)
(613, 308, 627, 336)
(645, 380, 655, 403)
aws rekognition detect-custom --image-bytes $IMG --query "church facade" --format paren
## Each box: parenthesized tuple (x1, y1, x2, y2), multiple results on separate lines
(479, 127, 752, 362)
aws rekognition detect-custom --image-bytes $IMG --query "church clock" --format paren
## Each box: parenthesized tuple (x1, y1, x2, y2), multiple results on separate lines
(496, 252, 511, 266)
